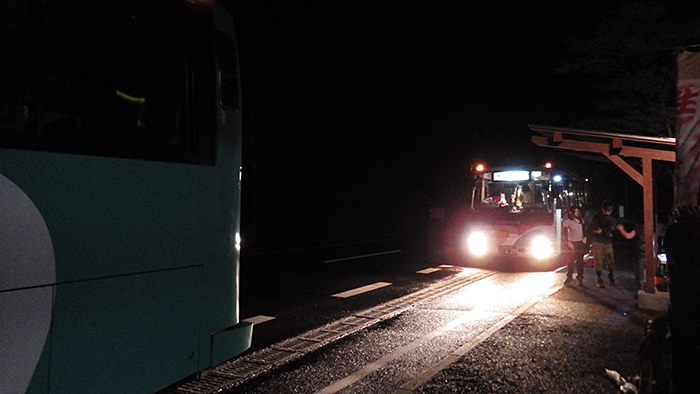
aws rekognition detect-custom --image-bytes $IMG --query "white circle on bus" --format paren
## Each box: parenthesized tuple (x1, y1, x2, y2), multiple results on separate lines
(0, 173, 55, 394)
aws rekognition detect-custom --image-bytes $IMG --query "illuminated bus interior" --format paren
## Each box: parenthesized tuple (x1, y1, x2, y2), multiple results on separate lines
(472, 168, 587, 213)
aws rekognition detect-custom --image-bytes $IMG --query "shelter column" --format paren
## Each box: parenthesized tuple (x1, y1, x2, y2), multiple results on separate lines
(642, 156, 655, 293)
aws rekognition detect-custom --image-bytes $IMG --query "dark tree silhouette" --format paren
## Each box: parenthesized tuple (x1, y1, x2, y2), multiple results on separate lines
(559, 3, 700, 136)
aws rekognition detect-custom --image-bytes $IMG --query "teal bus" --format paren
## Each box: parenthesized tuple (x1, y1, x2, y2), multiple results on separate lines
(0, 1, 251, 392)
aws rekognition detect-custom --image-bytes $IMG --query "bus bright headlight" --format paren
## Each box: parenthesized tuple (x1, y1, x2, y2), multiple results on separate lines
(467, 232, 488, 256)
(530, 236, 554, 259)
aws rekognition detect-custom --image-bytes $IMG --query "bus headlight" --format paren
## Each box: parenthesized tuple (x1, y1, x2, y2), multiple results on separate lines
(467, 232, 488, 256)
(530, 236, 554, 259)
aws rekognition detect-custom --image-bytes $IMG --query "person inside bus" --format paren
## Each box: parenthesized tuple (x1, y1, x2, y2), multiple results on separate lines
(563, 206, 587, 286)
(589, 200, 618, 288)
(511, 185, 522, 206)
(498, 193, 508, 207)
(511, 185, 524, 211)
(483, 192, 509, 207)
(511, 183, 531, 212)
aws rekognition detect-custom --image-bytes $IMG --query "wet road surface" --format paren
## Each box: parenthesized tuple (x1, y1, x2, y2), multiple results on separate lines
(170, 264, 661, 394)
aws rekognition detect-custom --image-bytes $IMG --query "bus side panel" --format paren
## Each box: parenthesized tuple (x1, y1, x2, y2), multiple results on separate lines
(49, 267, 201, 394)
(0, 288, 53, 394)
(0, 153, 219, 283)
(0, 2, 249, 392)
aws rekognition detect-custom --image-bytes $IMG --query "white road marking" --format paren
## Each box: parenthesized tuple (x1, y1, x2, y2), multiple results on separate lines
(315, 311, 472, 394)
(332, 282, 392, 298)
(396, 282, 562, 393)
(243, 315, 276, 325)
(316, 274, 563, 394)
(416, 267, 441, 274)
(323, 250, 401, 264)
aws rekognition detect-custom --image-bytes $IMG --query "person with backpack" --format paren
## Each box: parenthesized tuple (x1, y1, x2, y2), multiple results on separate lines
(589, 200, 618, 288)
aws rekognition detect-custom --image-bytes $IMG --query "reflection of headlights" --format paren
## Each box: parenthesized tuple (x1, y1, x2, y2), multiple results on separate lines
(468, 232, 488, 256)
(531, 236, 554, 259)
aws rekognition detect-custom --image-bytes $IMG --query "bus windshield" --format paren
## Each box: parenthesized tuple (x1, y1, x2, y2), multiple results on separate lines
(471, 167, 587, 214)
(477, 180, 549, 213)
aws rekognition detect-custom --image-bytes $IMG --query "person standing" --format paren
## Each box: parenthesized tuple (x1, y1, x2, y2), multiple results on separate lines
(589, 200, 617, 288)
(616, 216, 645, 291)
(563, 206, 587, 286)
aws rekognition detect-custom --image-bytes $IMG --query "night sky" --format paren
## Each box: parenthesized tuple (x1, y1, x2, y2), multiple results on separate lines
(226, 1, 634, 251)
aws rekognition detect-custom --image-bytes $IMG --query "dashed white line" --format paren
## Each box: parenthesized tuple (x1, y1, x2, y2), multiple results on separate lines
(243, 315, 276, 325)
(332, 282, 392, 298)
(416, 267, 441, 274)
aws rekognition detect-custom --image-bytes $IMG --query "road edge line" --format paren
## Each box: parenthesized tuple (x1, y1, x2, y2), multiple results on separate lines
(396, 282, 564, 393)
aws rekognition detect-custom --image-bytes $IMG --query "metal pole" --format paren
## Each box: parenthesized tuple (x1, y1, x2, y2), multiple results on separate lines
(554, 208, 562, 255)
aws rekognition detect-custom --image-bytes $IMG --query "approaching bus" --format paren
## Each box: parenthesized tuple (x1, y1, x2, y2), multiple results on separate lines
(0, 1, 251, 393)
(448, 162, 588, 265)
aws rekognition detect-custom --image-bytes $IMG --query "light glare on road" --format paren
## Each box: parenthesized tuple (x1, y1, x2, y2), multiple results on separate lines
(447, 272, 559, 312)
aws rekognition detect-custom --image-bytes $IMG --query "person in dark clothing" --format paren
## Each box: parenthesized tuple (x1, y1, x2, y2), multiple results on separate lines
(615, 216, 644, 291)
(589, 200, 617, 288)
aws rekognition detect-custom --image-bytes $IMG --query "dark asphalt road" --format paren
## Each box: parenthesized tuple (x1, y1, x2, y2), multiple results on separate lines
(413, 267, 661, 393)
(171, 262, 664, 394)
(237, 238, 457, 353)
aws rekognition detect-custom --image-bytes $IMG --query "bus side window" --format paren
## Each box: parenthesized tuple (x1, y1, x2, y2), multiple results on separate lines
(74, 40, 182, 151)
(0, 2, 207, 165)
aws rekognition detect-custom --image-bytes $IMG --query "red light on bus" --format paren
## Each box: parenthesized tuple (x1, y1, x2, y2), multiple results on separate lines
(544, 162, 552, 169)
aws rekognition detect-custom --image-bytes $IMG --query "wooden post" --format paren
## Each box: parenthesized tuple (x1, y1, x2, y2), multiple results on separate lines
(529, 127, 676, 293)
(642, 156, 656, 293)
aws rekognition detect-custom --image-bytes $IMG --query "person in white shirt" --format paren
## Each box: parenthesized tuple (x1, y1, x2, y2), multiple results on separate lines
(563, 206, 587, 286)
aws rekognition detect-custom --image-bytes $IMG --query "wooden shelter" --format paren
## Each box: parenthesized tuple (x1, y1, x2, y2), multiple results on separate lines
(529, 125, 676, 293)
